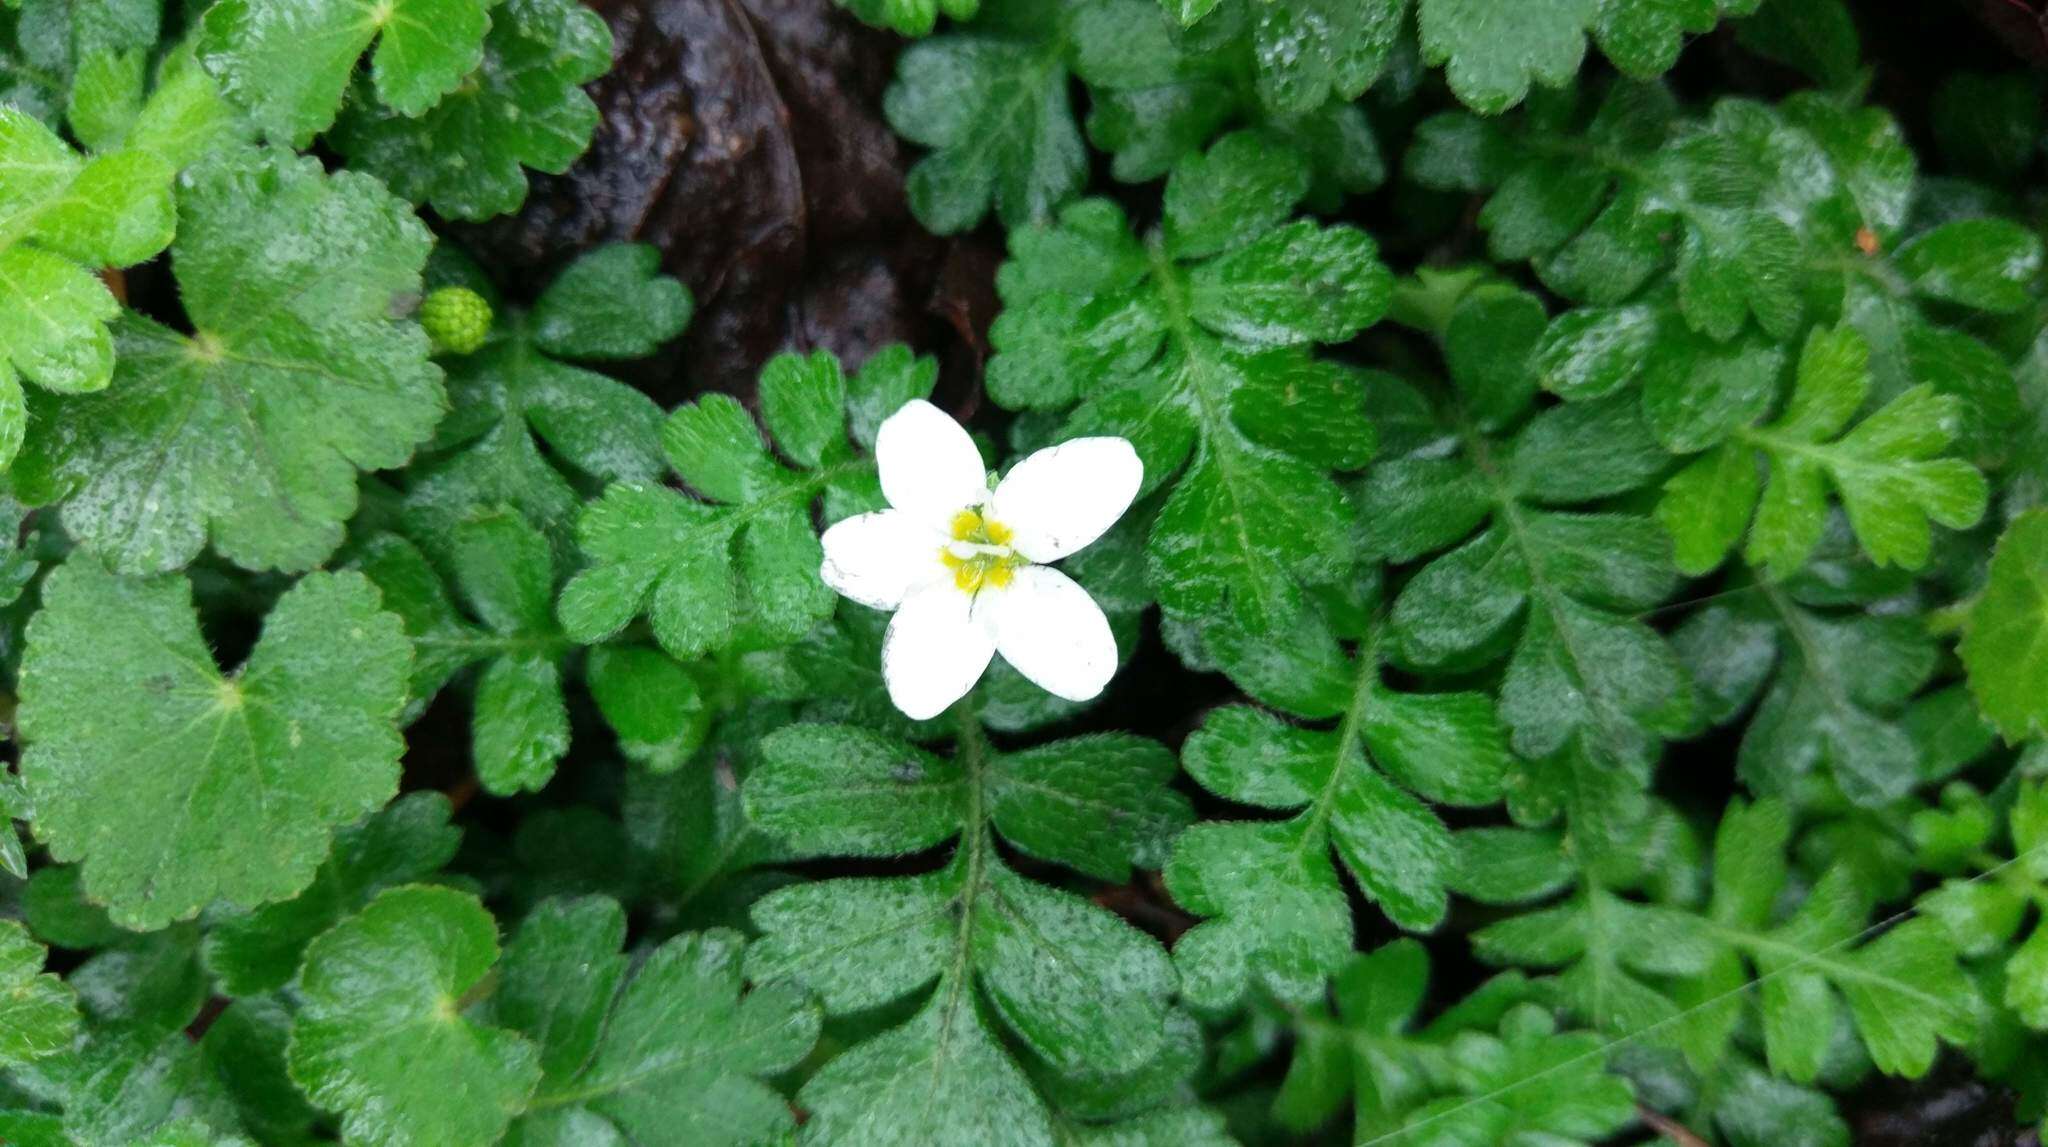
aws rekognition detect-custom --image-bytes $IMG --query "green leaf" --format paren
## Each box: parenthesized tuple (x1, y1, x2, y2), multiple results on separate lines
(559, 349, 928, 660)
(18, 562, 411, 930)
(199, 0, 490, 145)
(1593, 0, 1722, 78)
(0, 105, 174, 416)
(58, 921, 210, 1034)
(9, 1006, 247, 1147)
(1515, 793, 1979, 1079)
(742, 716, 1181, 1142)
(5, 919, 235, 1143)
(799, 989, 1050, 1145)
(134, 1121, 257, 1147)
(745, 723, 966, 857)
(1474, 883, 1717, 1044)
(0, 110, 170, 273)
(1398, 1005, 1636, 1145)
(884, 0, 1085, 232)
(585, 645, 709, 773)
(1417, 0, 1598, 116)
(16, 147, 444, 575)
(1413, 86, 1889, 342)
(331, 0, 612, 221)
(1844, 289, 2019, 470)
(497, 897, 819, 1144)
(0, 919, 77, 1069)
(1166, 819, 1349, 1008)
(835, 0, 979, 37)
(1171, 629, 1510, 1004)
(759, 346, 851, 469)
(1740, 871, 1975, 1080)
(1962, 510, 2048, 742)
(1, 1, 70, 125)
(1444, 283, 1547, 429)
(987, 733, 1191, 879)
(202, 792, 461, 996)
(1450, 827, 1575, 905)
(1074, 0, 1385, 203)
(527, 243, 692, 360)
(458, 515, 569, 792)
(0, 770, 31, 880)
(360, 514, 569, 794)
(1636, 322, 1785, 455)
(1535, 303, 1659, 401)
(1919, 787, 2048, 1026)
(402, 248, 676, 552)
(200, 997, 323, 1145)
(24, 865, 122, 950)
(1372, 385, 1689, 774)
(1203, 0, 1401, 116)
(288, 886, 541, 1147)
(1734, 0, 1858, 87)
(1271, 940, 1443, 1137)
(1677, 580, 1936, 808)
(1705, 1059, 1851, 1147)
(987, 133, 1388, 642)
(1893, 218, 2044, 316)
(1656, 325, 1988, 579)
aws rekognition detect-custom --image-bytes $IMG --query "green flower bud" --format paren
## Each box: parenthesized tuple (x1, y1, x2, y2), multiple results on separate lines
(420, 286, 493, 356)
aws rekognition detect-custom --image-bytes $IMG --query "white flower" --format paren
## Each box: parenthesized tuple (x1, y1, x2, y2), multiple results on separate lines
(819, 399, 1143, 720)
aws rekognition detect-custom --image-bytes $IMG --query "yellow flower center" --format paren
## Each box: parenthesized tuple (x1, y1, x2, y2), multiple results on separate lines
(940, 509, 1022, 592)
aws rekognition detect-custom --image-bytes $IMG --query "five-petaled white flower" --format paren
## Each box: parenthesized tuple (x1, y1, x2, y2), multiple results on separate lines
(820, 400, 1142, 720)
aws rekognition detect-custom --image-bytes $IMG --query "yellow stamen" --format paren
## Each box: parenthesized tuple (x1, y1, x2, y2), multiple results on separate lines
(940, 508, 1020, 593)
(941, 548, 983, 591)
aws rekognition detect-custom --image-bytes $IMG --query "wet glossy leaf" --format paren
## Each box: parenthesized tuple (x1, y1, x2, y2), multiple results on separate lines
(18, 563, 410, 930)
(332, 0, 611, 221)
(15, 147, 442, 574)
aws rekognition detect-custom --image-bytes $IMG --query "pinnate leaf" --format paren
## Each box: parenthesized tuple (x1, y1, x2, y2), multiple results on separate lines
(1171, 644, 1510, 1004)
(1677, 580, 1936, 809)
(558, 348, 927, 660)
(497, 896, 820, 1145)
(359, 515, 569, 794)
(742, 720, 1183, 1140)
(1657, 325, 1988, 579)
(1399, 1005, 1636, 1145)
(988, 133, 1389, 642)
(1372, 388, 1690, 773)
(401, 245, 679, 550)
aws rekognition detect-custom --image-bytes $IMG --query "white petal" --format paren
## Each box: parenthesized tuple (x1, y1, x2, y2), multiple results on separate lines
(983, 566, 1118, 703)
(877, 399, 990, 526)
(820, 510, 946, 610)
(991, 437, 1142, 563)
(883, 580, 996, 720)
